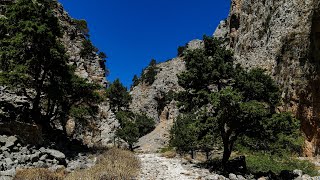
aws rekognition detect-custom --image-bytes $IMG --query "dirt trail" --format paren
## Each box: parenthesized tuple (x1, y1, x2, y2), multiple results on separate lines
(137, 153, 222, 180)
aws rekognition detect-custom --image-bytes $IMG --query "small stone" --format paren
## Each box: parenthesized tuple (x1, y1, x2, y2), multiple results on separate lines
(0, 168, 16, 177)
(40, 154, 48, 161)
(237, 175, 246, 180)
(33, 161, 46, 168)
(293, 169, 303, 177)
(229, 173, 237, 180)
(45, 149, 65, 160)
(302, 174, 311, 179)
(4, 158, 13, 166)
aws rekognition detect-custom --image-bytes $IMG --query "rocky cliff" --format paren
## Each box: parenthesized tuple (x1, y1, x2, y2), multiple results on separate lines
(130, 40, 203, 152)
(214, 0, 320, 156)
(52, 2, 118, 148)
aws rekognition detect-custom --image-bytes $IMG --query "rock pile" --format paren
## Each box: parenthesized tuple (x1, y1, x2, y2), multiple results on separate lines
(0, 135, 96, 180)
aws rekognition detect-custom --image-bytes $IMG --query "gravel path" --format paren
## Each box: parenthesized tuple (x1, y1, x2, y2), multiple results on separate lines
(137, 153, 220, 180)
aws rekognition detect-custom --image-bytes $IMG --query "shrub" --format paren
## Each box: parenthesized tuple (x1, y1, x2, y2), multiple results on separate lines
(74, 19, 89, 37)
(177, 45, 186, 56)
(80, 39, 98, 59)
(246, 153, 317, 176)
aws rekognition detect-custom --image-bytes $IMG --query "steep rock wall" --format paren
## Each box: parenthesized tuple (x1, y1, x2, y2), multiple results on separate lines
(214, 0, 320, 156)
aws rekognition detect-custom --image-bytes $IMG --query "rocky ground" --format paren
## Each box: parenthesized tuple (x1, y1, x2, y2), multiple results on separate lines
(137, 153, 239, 180)
(0, 135, 96, 180)
(137, 153, 320, 180)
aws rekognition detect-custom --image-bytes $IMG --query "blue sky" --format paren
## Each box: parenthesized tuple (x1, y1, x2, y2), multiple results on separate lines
(59, 0, 230, 88)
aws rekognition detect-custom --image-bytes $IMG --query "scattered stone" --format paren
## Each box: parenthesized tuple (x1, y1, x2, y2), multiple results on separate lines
(293, 169, 303, 177)
(45, 149, 65, 160)
(0, 168, 16, 177)
(229, 173, 237, 180)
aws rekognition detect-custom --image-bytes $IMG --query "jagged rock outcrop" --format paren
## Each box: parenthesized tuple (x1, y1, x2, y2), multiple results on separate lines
(130, 57, 184, 122)
(131, 40, 207, 152)
(130, 58, 184, 152)
(52, 2, 107, 86)
(214, 0, 320, 156)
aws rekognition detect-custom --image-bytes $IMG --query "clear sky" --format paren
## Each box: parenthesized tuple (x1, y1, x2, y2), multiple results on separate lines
(58, 0, 230, 88)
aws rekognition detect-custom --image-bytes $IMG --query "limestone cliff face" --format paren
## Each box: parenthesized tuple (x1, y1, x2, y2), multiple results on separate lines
(130, 58, 184, 152)
(130, 40, 204, 152)
(214, 0, 320, 156)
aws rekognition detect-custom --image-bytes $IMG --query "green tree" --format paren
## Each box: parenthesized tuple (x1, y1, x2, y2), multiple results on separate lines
(106, 79, 132, 112)
(98, 51, 108, 74)
(80, 39, 98, 59)
(141, 59, 158, 85)
(131, 75, 140, 89)
(115, 111, 155, 151)
(74, 19, 89, 38)
(116, 116, 139, 151)
(177, 45, 186, 57)
(172, 35, 289, 168)
(170, 114, 199, 158)
(0, 0, 101, 135)
(211, 88, 269, 165)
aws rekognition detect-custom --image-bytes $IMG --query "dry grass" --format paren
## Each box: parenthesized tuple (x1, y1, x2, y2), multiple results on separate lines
(161, 150, 177, 158)
(65, 148, 140, 180)
(13, 148, 140, 180)
(14, 168, 66, 180)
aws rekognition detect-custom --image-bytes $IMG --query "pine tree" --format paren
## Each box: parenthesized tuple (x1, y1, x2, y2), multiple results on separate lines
(106, 79, 132, 112)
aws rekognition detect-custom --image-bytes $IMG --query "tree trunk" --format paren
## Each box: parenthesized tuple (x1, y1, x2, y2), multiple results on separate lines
(222, 140, 232, 167)
(129, 144, 134, 151)
(206, 151, 210, 160)
(190, 150, 195, 159)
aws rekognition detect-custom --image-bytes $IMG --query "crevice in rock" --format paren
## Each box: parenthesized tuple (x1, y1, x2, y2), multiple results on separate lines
(230, 14, 240, 31)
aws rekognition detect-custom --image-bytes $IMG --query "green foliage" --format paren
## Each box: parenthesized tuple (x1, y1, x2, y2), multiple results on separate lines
(238, 112, 303, 155)
(246, 153, 317, 176)
(116, 111, 155, 151)
(170, 114, 199, 154)
(135, 113, 155, 136)
(116, 120, 139, 151)
(98, 51, 108, 73)
(74, 19, 89, 37)
(80, 39, 98, 59)
(141, 59, 159, 85)
(177, 45, 186, 57)
(131, 74, 140, 89)
(106, 79, 131, 112)
(171, 35, 302, 167)
(0, 0, 102, 134)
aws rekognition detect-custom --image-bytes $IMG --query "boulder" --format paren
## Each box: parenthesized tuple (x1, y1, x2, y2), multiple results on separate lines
(44, 149, 65, 160)
(229, 173, 237, 180)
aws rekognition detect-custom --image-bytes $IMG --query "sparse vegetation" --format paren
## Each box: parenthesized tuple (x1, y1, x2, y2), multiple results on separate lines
(14, 168, 66, 180)
(66, 148, 140, 180)
(177, 44, 187, 56)
(80, 39, 98, 59)
(246, 153, 317, 176)
(74, 19, 89, 38)
(141, 59, 159, 85)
